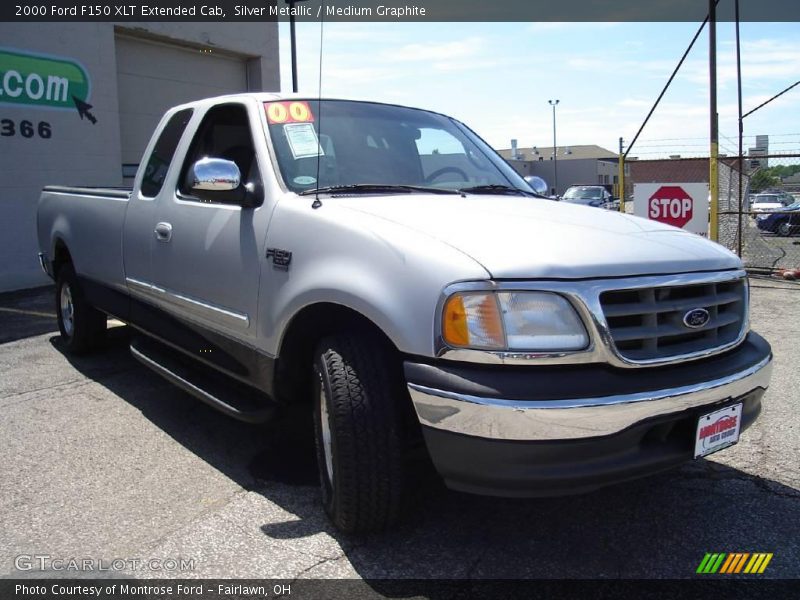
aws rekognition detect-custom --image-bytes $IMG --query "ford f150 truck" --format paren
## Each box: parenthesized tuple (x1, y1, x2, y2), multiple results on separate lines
(37, 94, 773, 533)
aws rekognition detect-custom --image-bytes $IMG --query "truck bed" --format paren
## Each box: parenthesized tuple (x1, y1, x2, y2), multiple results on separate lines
(38, 186, 133, 295)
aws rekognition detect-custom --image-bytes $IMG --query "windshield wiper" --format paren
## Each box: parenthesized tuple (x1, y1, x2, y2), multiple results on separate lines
(458, 184, 536, 197)
(299, 184, 460, 196)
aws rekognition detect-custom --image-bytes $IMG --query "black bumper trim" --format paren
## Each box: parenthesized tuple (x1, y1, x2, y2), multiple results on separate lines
(405, 332, 770, 402)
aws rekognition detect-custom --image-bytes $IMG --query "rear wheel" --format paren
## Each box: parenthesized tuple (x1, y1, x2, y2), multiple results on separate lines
(778, 221, 793, 237)
(56, 264, 107, 354)
(312, 333, 404, 533)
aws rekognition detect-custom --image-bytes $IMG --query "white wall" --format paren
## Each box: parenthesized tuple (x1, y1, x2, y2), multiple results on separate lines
(0, 22, 279, 292)
(1, 24, 122, 291)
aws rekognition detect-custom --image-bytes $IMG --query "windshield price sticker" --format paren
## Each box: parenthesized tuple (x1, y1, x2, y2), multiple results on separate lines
(284, 123, 324, 159)
(265, 101, 315, 125)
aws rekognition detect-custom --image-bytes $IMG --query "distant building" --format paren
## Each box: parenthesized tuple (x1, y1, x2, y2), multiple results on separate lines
(748, 134, 769, 170)
(496, 143, 622, 196)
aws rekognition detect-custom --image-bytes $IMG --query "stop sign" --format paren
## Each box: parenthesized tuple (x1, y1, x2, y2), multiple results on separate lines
(648, 185, 693, 228)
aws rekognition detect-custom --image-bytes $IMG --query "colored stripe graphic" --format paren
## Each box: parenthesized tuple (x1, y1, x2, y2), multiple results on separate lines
(719, 553, 736, 574)
(710, 553, 726, 573)
(758, 554, 773, 573)
(696, 553, 713, 574)
(697, 552, 773, 574)
(697, 553, 727, 573)
(733, 553, 750, 573)
(744, 553, 774, 574)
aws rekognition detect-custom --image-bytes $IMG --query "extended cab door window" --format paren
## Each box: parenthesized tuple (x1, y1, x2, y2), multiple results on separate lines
(178, 103, 262, 201)
(124, 107, 193, 305)
(140, 108, 193, 198)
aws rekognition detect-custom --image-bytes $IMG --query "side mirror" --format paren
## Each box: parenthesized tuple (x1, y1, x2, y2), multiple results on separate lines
(188, 157, 263, 208)
(191, 157, 241, 192)
(524, 175, 549, 195)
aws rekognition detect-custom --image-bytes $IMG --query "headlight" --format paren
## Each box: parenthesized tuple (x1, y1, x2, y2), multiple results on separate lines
(442, 291, 589, 352)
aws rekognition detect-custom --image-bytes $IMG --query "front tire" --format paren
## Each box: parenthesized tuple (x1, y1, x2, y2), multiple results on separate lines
(312, 334, 404, 533)
(56, 264, 107, 354)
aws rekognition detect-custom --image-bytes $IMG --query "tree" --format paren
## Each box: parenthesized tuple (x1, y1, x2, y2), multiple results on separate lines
(750, 169, 780, 192)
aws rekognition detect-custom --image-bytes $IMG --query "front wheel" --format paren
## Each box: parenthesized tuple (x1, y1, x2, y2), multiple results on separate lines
(777, 221, 793, 237)
(312, 334, 404, 533)
(56, 264, 107, 354)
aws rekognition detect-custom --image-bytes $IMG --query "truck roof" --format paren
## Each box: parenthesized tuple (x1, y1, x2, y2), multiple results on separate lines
(168, 92, 451, 120)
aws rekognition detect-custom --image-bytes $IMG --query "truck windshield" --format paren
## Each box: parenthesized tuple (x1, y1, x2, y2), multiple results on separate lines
(265, 99, 529, 195)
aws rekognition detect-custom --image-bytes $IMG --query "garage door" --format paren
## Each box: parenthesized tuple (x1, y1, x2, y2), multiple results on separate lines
(115, 35, 249, 178)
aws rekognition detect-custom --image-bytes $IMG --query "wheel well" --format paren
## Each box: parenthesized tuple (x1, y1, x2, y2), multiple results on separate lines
(52, 240, 72, 278)
(274, 303, 400, 405)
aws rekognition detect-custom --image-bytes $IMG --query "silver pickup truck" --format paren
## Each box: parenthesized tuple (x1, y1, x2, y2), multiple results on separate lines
(37, 94, 773, 533)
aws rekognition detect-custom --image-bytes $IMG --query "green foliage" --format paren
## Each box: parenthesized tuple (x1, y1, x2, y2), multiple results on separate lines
(750, 169, 780, 192)
(764, 164, 800, 179)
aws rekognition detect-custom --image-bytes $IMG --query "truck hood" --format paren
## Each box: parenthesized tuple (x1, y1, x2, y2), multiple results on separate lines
(332, 194, 741, 279)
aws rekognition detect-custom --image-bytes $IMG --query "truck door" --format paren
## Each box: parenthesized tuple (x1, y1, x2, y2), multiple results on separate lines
(123, 107, 194, 314)
(148, 102, 269, 345)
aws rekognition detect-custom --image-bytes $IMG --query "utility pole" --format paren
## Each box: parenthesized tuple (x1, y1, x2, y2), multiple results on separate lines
(286, 0, 310, 93)
(618, 137, 626, 213)
(709, 0, 719, 242)
(735, 0, 744, 256)
(549, 99, 559, 196)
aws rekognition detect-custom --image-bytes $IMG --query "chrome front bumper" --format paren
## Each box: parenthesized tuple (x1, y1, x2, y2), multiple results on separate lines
(408, 354, 772, 441)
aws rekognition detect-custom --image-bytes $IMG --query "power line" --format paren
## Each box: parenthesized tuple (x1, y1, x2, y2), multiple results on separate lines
(742, 80, 800, 120)
(624, 5, 715, 159)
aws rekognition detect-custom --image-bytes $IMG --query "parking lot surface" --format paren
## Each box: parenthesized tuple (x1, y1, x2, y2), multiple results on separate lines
(1, 282, 798, 580)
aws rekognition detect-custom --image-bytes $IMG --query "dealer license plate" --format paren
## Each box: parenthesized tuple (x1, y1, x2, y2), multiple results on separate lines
(694, 403, 742, 458)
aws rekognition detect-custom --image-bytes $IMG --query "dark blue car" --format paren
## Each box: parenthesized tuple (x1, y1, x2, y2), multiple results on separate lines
(756, 201, 800, 236)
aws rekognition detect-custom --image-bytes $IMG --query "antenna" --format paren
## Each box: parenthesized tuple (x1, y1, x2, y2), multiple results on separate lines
(312, 0, 325, 209)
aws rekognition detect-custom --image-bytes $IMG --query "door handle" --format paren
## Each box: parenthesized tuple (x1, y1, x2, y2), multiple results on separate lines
(154, 222, 173, 242)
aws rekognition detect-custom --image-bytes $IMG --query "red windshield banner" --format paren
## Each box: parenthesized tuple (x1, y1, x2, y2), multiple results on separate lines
(265, 101, 315, 124)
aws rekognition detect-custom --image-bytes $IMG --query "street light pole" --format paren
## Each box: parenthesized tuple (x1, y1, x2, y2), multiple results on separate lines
(548, 99, 560, 196)
(286, 0, 310, 93)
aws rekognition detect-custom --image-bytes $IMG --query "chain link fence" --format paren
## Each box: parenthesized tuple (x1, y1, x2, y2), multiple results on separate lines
(627, 155, 800, 277)
(722, 154, 800, 274)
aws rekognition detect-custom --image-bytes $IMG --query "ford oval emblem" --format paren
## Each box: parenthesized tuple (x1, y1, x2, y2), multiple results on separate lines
(683, 308, 710, 329)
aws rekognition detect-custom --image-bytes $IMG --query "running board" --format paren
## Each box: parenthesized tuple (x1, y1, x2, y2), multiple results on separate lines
(130, 336, 277, 424)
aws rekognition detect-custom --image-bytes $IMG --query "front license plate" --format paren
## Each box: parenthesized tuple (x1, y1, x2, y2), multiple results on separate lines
(694, 403, 743, 458)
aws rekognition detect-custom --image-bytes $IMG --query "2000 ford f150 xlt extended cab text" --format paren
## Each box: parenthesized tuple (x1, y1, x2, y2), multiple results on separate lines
(37, 94, 773, 533)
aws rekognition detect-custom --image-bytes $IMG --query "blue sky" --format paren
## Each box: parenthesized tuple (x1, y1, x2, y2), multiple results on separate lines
(278, 21, 800, 158)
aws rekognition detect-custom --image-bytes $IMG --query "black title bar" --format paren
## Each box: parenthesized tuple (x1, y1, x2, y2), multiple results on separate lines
(4, 579, 799, 600)
(3, 0, 800, 22)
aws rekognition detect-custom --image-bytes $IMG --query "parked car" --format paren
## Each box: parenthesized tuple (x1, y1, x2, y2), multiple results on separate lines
(37, 94, 772, 533)
(750, 192, 794, 216)
(561, 184, 617, 209)
(756, 201, 800, 236)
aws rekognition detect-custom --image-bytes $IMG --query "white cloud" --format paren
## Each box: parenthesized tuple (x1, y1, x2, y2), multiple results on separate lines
(432, 59, 498, 72)
(382, 37, 484, 62)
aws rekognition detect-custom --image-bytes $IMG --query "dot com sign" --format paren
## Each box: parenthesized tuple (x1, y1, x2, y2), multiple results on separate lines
(634, 182, 709, 237)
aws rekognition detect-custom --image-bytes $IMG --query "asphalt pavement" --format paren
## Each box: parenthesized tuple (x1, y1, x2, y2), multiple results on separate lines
(0, 281, 798, 581)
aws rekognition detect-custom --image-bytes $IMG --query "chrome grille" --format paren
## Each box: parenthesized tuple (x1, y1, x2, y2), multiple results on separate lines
(600, 278, 746, 362)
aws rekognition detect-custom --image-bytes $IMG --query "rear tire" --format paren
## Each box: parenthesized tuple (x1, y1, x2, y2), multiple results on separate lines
(56, 264, 107, 354)
(312, 333, 404, 533)
(778, 221, 792, 237)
